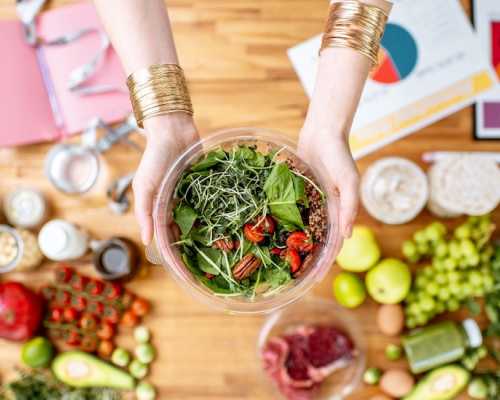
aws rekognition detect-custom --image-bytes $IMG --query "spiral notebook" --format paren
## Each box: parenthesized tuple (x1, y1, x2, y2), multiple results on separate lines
(0, 2, 130, 147)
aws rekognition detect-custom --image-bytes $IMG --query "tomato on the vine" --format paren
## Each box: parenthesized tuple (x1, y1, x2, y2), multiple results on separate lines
(97, 340, 114, 358)
(79, 313, 98, 331)
(50, 307, 64, 322)
(63, 307, 79, 322)
(131, 298, 150, 317)
(65, 331, 81, 346)
(97, 322, 115, 340)
(120, 310, 139, 328)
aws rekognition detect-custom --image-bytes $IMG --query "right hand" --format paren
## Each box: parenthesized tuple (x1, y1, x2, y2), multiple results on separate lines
(133, 113, 199, 245)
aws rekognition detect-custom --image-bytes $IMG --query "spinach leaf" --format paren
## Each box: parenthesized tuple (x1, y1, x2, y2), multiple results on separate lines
(264, 163, 304, 229)
(190, 149, 225, 171)
(190, 226, 212, 246)
(173, 204, 197, 236)
(293, 175, 309, 207)
(263, 268, 292, 289)
(200, 275, 233, 294)
(196, 247, 222, 275)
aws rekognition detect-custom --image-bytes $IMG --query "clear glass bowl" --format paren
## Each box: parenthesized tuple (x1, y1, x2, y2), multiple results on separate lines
(257, 297, 366, 399)
(151, 127, 342, 314)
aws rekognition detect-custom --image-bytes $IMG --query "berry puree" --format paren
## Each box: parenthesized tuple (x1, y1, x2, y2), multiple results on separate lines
(261, 325, 355, 400)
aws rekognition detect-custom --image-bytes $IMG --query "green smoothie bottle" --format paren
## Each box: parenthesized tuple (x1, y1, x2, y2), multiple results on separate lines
(402, 319, 482, 374)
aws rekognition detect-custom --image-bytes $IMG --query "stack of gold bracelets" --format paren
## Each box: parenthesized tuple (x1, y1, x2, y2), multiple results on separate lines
(321, 1, 388, 66)
(127, 64, 193, 129)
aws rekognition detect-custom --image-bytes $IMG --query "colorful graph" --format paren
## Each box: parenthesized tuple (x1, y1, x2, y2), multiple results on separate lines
(371, 23, 418, 84)
(492, 21, 500, 78)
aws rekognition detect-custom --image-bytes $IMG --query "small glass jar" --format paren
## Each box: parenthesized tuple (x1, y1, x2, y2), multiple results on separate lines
(0, 225, 43, 273)
(402, 319, 482, 374)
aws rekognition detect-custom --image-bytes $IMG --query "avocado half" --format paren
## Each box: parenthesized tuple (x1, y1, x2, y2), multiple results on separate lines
(403, 365, 470, 400)
(52, 351, 135, 390)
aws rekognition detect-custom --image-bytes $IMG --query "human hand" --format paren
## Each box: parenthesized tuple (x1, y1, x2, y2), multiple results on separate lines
(133, 113, 199, 245)
(298, 127, 360, 239)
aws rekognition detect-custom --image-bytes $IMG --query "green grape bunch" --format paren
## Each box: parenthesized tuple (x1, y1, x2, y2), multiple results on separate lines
(402, 215, 496, 328)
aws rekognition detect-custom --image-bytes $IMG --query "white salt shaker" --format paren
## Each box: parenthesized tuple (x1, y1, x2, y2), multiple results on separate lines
(38, 219, 89, 261)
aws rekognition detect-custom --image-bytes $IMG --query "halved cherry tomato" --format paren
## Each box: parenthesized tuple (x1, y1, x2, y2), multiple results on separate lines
(63, 307, 79, 322)
(286, 231, 313, 253)
(51, 307, 64, 322)
(259, 216, 276, 234)
(285, 249, 302, 274)
(97, 322, 115, 340)
(244, 223, 264, 243)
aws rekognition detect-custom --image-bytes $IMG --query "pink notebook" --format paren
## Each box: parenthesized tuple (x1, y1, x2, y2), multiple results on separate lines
(0, 2, 130, 147)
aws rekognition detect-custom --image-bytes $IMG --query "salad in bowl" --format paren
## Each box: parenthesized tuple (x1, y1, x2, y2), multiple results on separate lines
(150, 128, 341, 314)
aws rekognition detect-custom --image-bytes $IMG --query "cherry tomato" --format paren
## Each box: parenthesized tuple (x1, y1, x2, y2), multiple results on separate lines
(79, 313, 99, 331)
(103, 306, 120, 324)
(65, 331, 81, 346)
(51, 307, 64, 322)
(72, 295, 87, 312)
(97, 339, 114, 358)
(70, 274, 89, 291)
(85, 279, 104, 296)
(285, 249, 302, 274)
(258, 216, 276, 234)
(120, 310, 139, 328)
(55, 265, 74, 284)
(81, 335, 98, 352)
(103, 282, 123, 300)
(97, 322, 115, 340)
(86, 300, 105, 315)
(270, 247, 284, 256)
(63, 307, 79, 322)
(131, 298, 150, 317)
(244, 223, 264, 243)
(49, 328, 63, 340)
(55, 290, 71, 307)
(286, 231, 313, 253)
(120, 291, 135, 309)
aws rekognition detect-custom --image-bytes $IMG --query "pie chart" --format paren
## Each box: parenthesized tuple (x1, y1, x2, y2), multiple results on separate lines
(371, 23, 418, 84)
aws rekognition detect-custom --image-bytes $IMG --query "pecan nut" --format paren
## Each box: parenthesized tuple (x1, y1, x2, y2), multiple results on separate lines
(233, 254, 262, 281)
(213, 239, 234, 252)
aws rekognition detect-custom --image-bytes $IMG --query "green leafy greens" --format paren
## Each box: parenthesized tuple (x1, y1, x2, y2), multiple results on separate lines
(172, 145, 320, 297)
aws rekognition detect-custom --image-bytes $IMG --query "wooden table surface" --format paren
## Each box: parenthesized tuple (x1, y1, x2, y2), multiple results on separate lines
(1, 0, 499, 399)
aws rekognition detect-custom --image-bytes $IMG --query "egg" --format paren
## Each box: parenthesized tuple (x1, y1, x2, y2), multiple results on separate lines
(380, 369, 415, 398)
(377, 304, 404, 336)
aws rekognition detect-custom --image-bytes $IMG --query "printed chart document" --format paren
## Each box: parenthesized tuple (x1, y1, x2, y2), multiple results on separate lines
(288, 0, 497, 158)
(474, 0, 500, 139)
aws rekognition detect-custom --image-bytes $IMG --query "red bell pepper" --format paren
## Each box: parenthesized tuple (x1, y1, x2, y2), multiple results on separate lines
(0, 282, 43, 341)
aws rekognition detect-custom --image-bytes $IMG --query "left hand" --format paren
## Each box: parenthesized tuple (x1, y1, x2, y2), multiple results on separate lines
(298, 127, 360, 239)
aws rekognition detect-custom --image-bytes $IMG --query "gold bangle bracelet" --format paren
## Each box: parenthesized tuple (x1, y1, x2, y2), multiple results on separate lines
(320, 1, 388, 66)
(127, 64, 193, 128)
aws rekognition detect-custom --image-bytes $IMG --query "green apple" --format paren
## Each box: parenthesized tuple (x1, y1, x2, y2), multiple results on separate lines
(336, 226, 381, 272)
(365, 258, 411, 304)
(333, 272, 367, 308)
